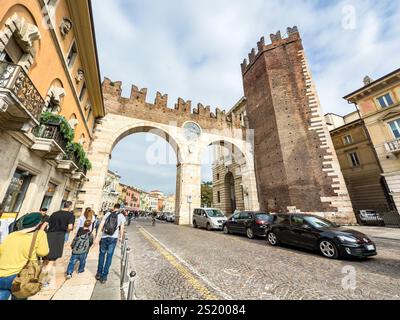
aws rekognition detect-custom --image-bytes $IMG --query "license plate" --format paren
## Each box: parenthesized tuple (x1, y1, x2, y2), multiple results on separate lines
(366, 245, 375, 251)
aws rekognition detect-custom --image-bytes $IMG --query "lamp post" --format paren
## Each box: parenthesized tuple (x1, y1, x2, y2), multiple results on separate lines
(187, 195, 192, 226)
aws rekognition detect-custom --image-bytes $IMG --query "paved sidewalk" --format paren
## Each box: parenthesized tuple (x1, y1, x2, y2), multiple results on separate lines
(31, 238, 122, 300)
(350, 226, 400, 241)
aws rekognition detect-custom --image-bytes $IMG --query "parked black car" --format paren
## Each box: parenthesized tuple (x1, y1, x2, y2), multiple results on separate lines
(223, 211, 274, 239)
(266, 214, 377, 259)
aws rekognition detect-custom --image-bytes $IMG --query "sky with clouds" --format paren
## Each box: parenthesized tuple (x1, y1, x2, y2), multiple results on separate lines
(91, 0, 400, 195)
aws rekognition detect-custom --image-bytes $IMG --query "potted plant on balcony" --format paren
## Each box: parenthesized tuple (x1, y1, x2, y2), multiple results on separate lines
(37, 112, 75, 142)
(66, 142, 92, 174)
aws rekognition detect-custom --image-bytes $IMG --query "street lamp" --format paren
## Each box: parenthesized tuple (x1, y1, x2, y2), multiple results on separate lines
(187, 195, 192, 226)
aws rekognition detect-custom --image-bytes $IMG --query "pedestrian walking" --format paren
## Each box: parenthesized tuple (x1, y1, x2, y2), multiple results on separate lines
(66, 220, 94, 279)
(94, 204, 126, 284)
(76, 208, 96, 234)
(0, 212, 49, 300)
(39, 208, 50, 232)
(42, 201, 75, 287)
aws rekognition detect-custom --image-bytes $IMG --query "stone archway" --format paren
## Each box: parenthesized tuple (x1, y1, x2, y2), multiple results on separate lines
(79, 79, 260, 225)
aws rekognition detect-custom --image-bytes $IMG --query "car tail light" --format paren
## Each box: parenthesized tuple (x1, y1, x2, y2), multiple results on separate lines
(256, 220, 265, 225)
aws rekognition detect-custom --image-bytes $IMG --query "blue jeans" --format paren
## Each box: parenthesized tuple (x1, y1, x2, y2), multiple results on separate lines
(66, 253, 88, 275)
(96, 237, 118, 280)
(0, 274, 17, 300)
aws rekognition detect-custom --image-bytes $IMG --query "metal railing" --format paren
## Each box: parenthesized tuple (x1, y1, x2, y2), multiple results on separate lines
(385, 139, 400, 153)
(32, 122, 68, 151)
(120, 228, 136, 300)
(0, 61, 45, 121)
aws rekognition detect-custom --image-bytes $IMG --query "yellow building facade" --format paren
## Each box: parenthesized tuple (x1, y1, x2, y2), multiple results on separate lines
(344, 69, 400, 221)
(325, 112, 396, 223)
(0, 0, 104, 220)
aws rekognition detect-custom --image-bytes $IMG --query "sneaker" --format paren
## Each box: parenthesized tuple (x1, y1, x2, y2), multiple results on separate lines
(95, 274, 101, 281)
(66, 274, 72, 280)
(100, 278, 107, 284)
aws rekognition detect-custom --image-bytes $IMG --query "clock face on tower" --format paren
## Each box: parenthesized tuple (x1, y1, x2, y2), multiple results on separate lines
(183, 122, 201, 142)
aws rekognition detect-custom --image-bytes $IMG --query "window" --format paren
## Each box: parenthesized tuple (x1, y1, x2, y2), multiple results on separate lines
(348, 152, 361, 168)
(79, 82, 87, 102)
(239, 212, 251, 220)
(1, 169, 32, 213)
(66, 42, 77, 68)
(388, 119, 400, 139)
(343, 135, 353, 145)
(217, 191, 221, 203)
(60, 189, 70, 210)
(291, 215, 305, 226)
(276, 215, 290, 226)
(1, 36, 23, 64)
(377, 93, 394, 109)
(216, 173, 220, 180)
(41, 182, 57, 210)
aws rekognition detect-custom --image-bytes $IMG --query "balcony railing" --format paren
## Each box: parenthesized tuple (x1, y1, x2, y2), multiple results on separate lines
(385, 139, 400, 153)
(0, 61, 45, 128)
(32, 122, 68, 151)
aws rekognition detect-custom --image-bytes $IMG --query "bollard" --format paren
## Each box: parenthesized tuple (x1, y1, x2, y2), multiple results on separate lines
(127, 271, 137, 300)
(120, 248, 131, 288)
(121, 236, 128, 255)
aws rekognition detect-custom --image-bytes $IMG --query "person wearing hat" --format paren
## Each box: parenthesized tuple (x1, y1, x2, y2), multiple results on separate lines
(0, 212, 49, 300)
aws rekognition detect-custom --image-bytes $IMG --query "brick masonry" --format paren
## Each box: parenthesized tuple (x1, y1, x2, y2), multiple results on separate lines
(242, 27, 356, 224)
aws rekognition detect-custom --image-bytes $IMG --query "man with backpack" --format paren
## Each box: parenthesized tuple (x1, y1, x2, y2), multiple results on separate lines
(66, 220, 94, 279)
(94, 204, 126, 284)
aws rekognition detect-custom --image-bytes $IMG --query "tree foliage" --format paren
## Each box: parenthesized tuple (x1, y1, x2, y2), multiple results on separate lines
(201, 181, 213, 208)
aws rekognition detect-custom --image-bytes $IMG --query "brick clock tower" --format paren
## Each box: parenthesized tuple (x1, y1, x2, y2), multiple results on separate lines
(241, 27, 356, 224)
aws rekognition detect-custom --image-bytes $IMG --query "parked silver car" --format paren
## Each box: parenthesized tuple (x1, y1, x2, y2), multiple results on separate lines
(193, 208, 227, 231)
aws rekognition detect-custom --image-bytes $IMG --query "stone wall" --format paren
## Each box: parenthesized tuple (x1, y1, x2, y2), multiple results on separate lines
(242, 27, 356, 224)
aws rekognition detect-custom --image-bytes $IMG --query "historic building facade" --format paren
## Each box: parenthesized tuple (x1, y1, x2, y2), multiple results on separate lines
(344, 69, 400, 222)
(0, 0, 104, 222)
(241, 28, 355, 224)
(325, 112, 396, 222)
(101, 170, 120, 211)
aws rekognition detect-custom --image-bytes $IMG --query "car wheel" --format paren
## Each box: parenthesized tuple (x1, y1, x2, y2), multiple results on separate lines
(207, 223, 212, 231)
(319, 240, 339, 259)
(193, 221, 198, 228)
(267, 232, 279, 246)
(223, 225, 230, 234)
(246, 228, 254, 239)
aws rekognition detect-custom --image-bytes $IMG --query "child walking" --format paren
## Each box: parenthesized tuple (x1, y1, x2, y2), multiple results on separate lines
(66, 220, 94, 279)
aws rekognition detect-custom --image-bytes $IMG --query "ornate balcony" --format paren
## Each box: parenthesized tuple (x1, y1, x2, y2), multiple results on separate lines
(57, 150, 79, 174)
(0, 61, 44, 132)
(31, 121, 68, 160)
(385, 139, 400, 155)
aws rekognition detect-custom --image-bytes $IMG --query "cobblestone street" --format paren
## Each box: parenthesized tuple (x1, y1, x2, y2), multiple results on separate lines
(126, 218, 400, 300)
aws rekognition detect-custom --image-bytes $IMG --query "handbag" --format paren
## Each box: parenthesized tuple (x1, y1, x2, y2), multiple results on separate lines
(11, 231, 44, 299)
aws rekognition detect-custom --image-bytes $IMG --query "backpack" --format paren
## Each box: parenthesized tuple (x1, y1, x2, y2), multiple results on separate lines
(71, 233, 90, 255)
(103, 212, 119, 236)
(11, 231, 44, 299)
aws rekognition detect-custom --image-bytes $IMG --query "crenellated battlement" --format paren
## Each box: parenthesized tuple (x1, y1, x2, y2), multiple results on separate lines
(241, 26, 300, 75)
(101, 77, 243, 129)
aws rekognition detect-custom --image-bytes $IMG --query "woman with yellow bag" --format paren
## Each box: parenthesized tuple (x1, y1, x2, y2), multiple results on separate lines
(0, 212, 49, 300)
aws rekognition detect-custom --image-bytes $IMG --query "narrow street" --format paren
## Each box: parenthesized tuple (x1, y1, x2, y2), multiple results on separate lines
(126, 218, 400, 300)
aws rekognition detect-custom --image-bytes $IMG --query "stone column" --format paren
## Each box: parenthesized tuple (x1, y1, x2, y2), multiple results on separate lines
(175, 162, 201, 225)
(80, 151, 111, 214)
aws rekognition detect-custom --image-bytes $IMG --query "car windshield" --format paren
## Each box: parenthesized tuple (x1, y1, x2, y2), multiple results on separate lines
(206, 209, 225, 217)
(255, 213, 272, 221)
(304, 216, 337, 229)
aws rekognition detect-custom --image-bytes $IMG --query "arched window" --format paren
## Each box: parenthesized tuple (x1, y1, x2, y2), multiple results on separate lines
(79, 133, 86, 148)
(68, 114, 78, 129)
(0, 12, 41, 71)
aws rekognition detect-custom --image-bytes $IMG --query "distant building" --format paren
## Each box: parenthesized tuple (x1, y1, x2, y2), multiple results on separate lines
(149, 190, 165, 212)
(140, 191, 150, 211)
(101, 170, 121, 211)
(164, 195, 175, 213)
(118, 183, 141, 211)
(344, 69, 400, 224)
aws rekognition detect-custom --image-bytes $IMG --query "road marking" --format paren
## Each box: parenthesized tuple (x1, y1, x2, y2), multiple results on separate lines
(137, 226, 232, 300)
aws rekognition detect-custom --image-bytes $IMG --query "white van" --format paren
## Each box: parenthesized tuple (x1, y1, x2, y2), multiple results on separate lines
(193, 208, 227, 231)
